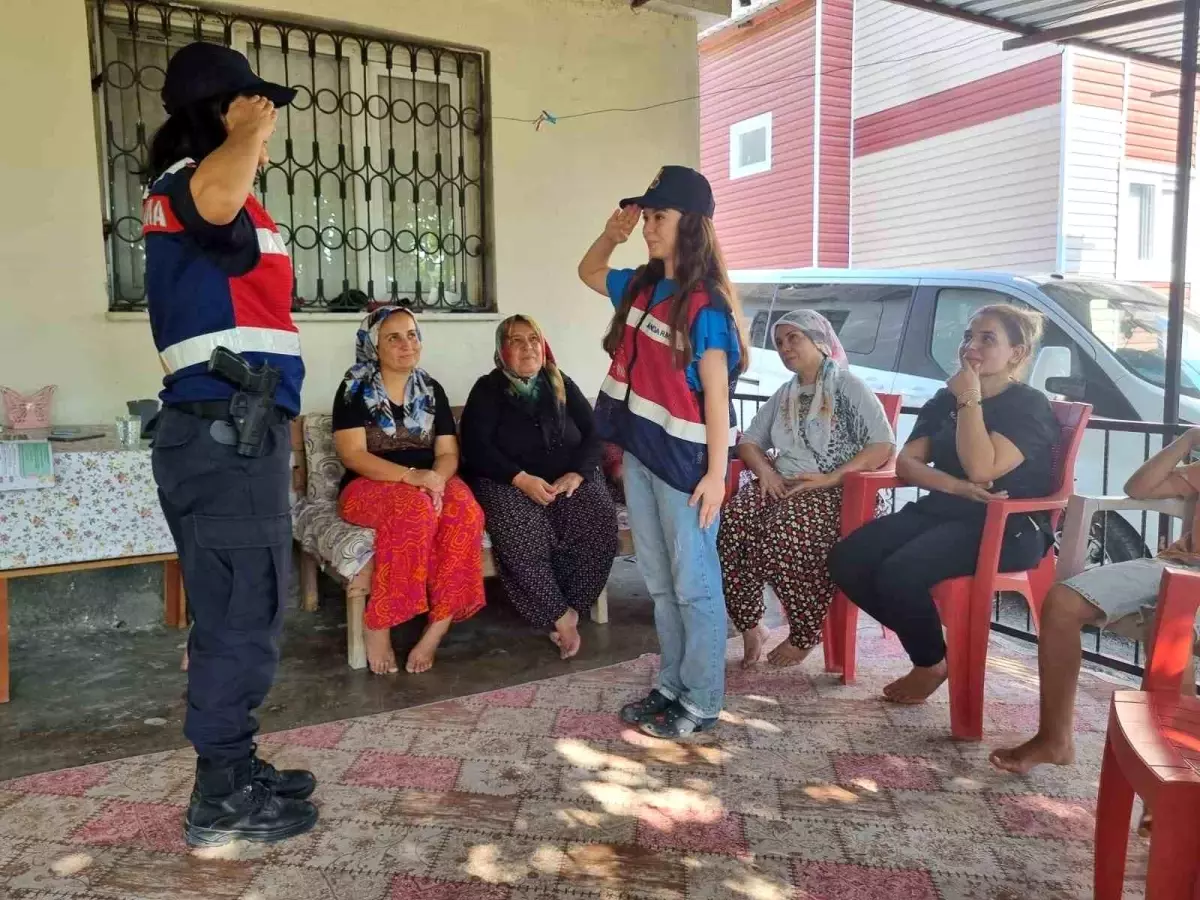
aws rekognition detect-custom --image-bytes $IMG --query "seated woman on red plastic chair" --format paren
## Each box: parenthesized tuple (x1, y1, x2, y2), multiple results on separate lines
(991, 428, 1200, 777)
(828, 305, 1058, 705)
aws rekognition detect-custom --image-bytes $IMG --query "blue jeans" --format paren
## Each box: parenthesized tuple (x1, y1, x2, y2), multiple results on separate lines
(622, 452, 727, 719)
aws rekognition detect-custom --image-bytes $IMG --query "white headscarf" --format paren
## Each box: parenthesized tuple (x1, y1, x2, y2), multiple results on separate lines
(773, 309, 849, 456)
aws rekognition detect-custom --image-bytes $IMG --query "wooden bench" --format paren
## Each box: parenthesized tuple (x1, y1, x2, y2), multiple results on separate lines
(0, 555, 186, 703)
(289, 416, 634, 669)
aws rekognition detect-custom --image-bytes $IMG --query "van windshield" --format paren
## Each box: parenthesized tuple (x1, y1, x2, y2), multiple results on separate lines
(1039, 279, 1200, 400)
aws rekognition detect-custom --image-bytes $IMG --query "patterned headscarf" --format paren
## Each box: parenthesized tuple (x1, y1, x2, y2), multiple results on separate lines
(495, 315, 566, 407)
(341, 306, 436, 438)
(773, 309, 849, 456)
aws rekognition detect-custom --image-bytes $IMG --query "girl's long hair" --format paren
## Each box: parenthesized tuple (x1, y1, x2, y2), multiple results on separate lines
(146, 96, 231, 184)
(602, 213, 749, 375)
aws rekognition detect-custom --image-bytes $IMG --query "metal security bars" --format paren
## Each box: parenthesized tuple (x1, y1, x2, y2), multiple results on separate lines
(87, 0, 490, 313)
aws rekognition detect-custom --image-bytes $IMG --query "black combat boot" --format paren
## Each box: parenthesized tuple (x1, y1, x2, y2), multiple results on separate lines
(184, 757, 318, 848)
(250, 744, 316, 800)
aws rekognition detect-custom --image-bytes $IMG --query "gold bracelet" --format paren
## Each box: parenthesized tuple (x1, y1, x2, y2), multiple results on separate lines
(957, 397, 981, 411)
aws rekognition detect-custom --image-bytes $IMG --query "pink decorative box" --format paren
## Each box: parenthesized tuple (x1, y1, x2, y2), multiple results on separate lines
(2, 385, 56, 430)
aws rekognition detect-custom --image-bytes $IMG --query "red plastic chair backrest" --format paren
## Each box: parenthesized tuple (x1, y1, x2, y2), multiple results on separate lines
(1046, 400, 1092, 500)
(877, 392, 902, 432)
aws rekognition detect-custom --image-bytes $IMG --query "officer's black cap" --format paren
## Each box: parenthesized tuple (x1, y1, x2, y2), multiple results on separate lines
(162, 42, 296, 116)
(620, 165, 715, 218)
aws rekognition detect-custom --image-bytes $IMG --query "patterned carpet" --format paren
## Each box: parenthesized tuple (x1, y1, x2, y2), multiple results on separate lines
(0, 625, 1150, 900)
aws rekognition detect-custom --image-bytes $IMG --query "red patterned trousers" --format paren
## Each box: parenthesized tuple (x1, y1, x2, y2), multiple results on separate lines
(338, 476, 486, 630)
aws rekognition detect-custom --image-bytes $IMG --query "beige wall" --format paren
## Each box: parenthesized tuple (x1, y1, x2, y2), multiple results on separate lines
(0, 0, 700, 422)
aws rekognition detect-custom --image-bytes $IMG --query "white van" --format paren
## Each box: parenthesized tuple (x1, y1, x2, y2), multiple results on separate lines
(731, 268, 1200, 562)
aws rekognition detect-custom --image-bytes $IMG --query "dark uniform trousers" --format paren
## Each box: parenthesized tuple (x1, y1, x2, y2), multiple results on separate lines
(151, 407, 292, 767)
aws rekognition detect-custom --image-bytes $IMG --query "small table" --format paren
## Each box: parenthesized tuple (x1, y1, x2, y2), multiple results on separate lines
(0, 426, 185, 702)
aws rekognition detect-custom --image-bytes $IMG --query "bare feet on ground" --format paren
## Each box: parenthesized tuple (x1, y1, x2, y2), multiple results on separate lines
(988, 734, 1075, 775)
(882, 661, 948, 704)
(406, 616, 452, 674)
(550, 608, 582, 659)
(741, 623, 770, 668)
(364, 626, 399, 675)
(767, 639, 812, 669)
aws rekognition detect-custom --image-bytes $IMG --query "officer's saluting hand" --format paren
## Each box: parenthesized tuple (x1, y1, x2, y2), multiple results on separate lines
(142, 42, 315, 849)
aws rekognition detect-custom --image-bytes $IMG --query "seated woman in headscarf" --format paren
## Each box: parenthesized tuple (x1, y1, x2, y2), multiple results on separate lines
(333, 306, 486, 675)
(719, 310, 896, 668)
(460, 315, 619, 658)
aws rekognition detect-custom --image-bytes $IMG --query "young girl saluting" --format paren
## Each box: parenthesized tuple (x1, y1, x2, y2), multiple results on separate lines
(578, 166, 748, 738)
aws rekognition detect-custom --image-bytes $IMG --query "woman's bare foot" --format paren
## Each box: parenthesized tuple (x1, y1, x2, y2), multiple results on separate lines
(989, 733, 1075, 775)
(180, 646, 189, 672)
(550, 608, 582, 660)
(741, 623, 770, 668)
(767, 640, 813, 669)
(882, 662, 948, 704)
(364, 626, 399, 675)
(1137, 811, 1153, 837)
(406, 616, 453, 674)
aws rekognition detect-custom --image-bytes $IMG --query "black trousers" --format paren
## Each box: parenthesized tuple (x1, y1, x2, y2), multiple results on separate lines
(151, 408, 292, 768)
(472, 474, 618, 629)
(827, 503, 1047, 668)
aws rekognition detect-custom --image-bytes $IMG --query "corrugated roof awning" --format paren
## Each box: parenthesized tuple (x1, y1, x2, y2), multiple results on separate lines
(885, 0, 1185, 68)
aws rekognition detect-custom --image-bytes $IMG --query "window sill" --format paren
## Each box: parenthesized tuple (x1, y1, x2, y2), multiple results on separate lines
(106, 311, 504, 323)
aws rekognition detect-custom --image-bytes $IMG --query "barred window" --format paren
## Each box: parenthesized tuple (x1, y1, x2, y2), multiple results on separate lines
(87, 0, 491, 313)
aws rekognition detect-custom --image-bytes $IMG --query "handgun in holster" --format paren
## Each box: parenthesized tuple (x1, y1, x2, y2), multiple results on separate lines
(208, 346, 283, 458)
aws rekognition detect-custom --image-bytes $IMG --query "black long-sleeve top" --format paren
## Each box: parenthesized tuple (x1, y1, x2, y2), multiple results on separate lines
(460, 369, 602, 484)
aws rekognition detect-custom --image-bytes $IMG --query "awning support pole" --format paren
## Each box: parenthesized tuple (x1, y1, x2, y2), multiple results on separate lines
(1165, 0, 1200, 427)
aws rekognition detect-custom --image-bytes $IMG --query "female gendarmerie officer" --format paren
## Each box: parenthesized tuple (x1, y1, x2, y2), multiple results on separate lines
(142, 42, 315, 848)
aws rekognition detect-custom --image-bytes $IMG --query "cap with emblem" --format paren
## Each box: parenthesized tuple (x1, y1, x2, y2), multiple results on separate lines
(619, 165, 715, 218)
(161, 42, 296, 116)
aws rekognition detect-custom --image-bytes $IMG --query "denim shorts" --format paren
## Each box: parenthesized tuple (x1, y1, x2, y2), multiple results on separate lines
(1063, 556, 1200, 645)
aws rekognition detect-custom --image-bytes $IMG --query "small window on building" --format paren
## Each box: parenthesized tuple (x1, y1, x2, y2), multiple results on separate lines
(1130, 182, 1156, 261)
(729, 112, 772, 180)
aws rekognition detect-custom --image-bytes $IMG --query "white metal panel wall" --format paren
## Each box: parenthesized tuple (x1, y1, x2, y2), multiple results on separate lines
(851, 105, 1061, 271)
(1062, 103, 1123, 277)
(853, 0, 1059, 119)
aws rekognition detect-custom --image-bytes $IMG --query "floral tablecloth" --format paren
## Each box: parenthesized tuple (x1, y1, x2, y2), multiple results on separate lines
(0, 430, 175, 571)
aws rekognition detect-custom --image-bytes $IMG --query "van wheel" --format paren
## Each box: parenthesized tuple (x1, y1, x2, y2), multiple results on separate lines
(1054, 511, 1149, 567)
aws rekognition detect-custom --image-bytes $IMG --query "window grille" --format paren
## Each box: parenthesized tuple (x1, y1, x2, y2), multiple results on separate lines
(88, 0, 491, 313)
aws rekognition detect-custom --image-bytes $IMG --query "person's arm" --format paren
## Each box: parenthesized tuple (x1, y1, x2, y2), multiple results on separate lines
(735, 391, 785, 499)
(690, 349, 732, 528)
(460, 379, 524, 484)
(432, 434, 459, 481)
(334, 428, 417, 484)
(1125, 428, 1200, 499)
(188, 96, 277, 226)
(896, 437, 1006, 503)
(954, 400, 1026, 485)
(578, 207, 640, 295)
(564, 378, 603, 476)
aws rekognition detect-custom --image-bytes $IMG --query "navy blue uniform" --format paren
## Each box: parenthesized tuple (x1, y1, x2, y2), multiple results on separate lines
(143, 158, 303, 768)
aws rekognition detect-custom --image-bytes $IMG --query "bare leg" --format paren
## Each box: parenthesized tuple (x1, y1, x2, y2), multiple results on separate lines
(406, 616, 453, 674)
(550, 607, 582, 659)
(741, 623, 770, 668)
(364, 625, 399, 675)
(883, 660, 948, 703)
(990, 584, 1100, 774)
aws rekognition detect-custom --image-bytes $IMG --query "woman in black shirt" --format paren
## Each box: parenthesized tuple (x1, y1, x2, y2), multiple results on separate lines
(828, 305, 1058, 704)
(333, 307, 485, 676)
(460, 315, 618, 658)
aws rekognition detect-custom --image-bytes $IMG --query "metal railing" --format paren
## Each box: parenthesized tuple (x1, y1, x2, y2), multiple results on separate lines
(87, 0, 490, 314)
(731, 392, 1191, 681)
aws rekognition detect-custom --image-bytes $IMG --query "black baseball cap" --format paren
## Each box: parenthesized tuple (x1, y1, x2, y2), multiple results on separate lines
(620, 165, 715, 218)
(162, 42, 296, 116)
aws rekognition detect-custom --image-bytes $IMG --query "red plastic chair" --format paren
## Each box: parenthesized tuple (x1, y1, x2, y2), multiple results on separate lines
(1093, 566, 1200, 900)
(830, 399, 1092, 741)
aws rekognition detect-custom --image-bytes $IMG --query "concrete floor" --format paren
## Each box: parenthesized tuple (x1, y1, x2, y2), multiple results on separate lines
(0, 558, 671, 781)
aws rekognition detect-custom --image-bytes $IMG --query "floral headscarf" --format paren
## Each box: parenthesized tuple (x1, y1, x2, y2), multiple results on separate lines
(495, 314, 566, 407)
(773, 309, 849, 456)
(341, 306, 436, 438)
